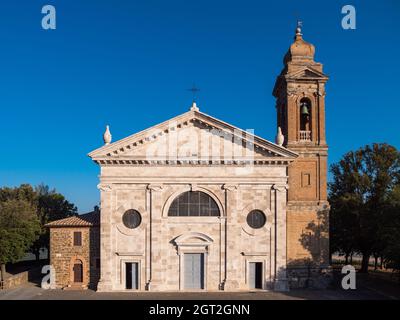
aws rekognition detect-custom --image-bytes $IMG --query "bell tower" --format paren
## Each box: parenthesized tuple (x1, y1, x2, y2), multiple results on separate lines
(273, 24, 330, 286)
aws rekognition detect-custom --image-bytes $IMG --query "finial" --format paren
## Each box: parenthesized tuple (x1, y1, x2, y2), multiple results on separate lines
(275, 127, 284, 146)
(103, 125, 112, 145)
(190, 101, 199, 111)
(295, 20, 303, 37)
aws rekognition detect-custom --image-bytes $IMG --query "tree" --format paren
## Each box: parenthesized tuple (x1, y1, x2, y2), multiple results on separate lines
(0, 184, 77, 265)
(0, 184, 38, 205)
(329, 196, 358, 264)
(30, 184, 77, 261)
(381, 185, 400, 276)
(329, 143, 400, 273)
(0, 199, 40, 281)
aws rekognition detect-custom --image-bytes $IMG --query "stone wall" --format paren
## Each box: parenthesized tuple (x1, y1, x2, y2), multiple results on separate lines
(0, 266, 42, 290)
(1, 272, 28, 290)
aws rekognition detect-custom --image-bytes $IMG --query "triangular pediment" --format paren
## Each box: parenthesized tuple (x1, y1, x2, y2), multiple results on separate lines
(286, 67, 328, 80)
(88, 109, 297, 166)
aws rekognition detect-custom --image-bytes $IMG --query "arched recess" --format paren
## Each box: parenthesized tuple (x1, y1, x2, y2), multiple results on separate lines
(296, 93, 315, 142)
(69, 255, 88, 286)
(162, 186, 225, 218)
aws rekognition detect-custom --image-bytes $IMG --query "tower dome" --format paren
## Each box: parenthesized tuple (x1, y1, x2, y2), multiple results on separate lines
(284, 25, 315, 64)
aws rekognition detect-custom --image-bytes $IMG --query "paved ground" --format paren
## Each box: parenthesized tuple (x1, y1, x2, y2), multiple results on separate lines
(1, 275, 399, 300)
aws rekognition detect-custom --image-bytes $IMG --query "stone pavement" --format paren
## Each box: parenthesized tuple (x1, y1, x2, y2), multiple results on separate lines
(0, 278, 398, 300)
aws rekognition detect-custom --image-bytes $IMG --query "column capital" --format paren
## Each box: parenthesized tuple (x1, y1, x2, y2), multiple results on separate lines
(222, 184, 238, 191)
(147, 184, 163, 191)
(97, 184, 113, 192)
(272, 184, 288, 192)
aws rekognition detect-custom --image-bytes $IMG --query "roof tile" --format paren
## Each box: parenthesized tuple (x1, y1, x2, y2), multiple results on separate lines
(45, 211, 99, 227)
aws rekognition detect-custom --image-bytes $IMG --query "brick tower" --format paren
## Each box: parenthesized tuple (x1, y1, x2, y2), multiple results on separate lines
(273, 24, 330, 288)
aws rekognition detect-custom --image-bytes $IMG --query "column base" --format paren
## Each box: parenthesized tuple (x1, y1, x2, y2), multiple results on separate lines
(96, 279, 113, 292)
(223, 279, 239, 291)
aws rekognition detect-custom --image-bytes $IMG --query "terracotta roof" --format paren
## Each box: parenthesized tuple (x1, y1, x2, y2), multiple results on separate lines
(45, 211, 100, 227)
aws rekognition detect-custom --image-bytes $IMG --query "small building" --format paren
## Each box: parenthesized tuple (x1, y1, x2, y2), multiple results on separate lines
(46, 210, 100, 289)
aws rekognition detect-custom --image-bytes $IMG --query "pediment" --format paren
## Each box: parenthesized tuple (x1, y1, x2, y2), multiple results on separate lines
(88, 109, 297, 166)
(286, 67, 328, 80)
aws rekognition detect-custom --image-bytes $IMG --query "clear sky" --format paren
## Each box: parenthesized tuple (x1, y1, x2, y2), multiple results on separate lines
(0, 0, 399, 212)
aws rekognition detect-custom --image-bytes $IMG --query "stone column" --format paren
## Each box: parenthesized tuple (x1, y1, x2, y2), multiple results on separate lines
(286, 93, 297, 145)
(96, 183, 113, 291)
(317, 83, 326, 145)
(222, 184, 239, 291)
(273, 184, 289, 291)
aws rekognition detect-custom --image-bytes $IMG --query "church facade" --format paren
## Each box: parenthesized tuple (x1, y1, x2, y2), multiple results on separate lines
(47, 27, 330, 291)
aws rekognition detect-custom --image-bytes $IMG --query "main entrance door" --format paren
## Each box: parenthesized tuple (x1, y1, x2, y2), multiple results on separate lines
(125, 262, 139, 290)
(249, 262, 263, 289)
(184, 253, 204, 290)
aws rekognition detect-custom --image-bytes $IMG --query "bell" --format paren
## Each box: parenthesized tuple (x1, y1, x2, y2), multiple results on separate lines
(301, 104, 309, 116)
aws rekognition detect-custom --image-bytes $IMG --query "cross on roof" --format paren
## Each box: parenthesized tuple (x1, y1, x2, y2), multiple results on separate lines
(187, 83, 200, 102)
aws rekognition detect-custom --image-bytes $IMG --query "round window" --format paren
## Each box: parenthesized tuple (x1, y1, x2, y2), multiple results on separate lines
(246, 210, 266, 229)
(122, 209, 142, 229)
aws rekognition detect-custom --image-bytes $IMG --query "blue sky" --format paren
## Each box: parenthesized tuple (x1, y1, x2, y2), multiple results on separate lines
(0, 0, 399, 212)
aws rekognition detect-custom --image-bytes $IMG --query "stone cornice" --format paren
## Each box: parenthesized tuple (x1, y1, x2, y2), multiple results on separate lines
(287, 200, 330, 211)
(91, 158, 295, 166)
(98, 177, 289, 184)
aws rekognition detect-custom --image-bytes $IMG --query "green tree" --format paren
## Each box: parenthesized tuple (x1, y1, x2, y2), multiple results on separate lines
(381, 185, 400, 275)
(0, 184, 38, 205)
(30, 184, 77, 261)
(329, 196, 358, 264)
(329, 143, 400, 273)
(0, 199, 40, 281)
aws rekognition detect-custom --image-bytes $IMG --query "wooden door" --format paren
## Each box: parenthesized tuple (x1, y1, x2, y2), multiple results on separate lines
(73, 262, 83, 283)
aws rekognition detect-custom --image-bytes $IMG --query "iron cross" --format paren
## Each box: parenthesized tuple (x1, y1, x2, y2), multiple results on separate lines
(188, 83, 200, 102)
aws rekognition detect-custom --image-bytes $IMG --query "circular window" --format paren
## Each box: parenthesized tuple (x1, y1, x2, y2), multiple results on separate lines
(246, 210, 266, 229)
(122, 210, 142, 229)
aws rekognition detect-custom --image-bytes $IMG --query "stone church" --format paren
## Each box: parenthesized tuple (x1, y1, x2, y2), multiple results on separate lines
(47, 26, 330, 291)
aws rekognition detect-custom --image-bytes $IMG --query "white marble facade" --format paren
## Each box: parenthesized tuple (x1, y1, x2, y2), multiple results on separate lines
(89, 106, 297, 291)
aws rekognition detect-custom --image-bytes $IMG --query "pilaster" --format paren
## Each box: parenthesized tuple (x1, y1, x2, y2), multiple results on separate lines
(96, 183, 113, 292)
(272, 184, 289, 291)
